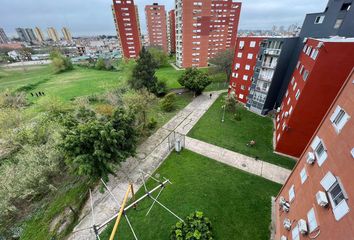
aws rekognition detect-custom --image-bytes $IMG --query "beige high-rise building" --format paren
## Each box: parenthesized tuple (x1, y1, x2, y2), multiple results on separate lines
(47, 27, 60, 42)
(34, 27, 45, 42)
(62, 27, 72, 42)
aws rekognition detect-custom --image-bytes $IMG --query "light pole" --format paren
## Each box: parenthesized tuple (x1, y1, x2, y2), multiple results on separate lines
(221, 104, 226, 123)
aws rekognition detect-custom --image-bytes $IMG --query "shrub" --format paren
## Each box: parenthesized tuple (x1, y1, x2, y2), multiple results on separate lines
(0, 90, 27, 108)
(95, 104, 115, 116)
(50, 50, 73, 73)
(225, 94, 238, 113)
(156, 80, 167, 97)
(178, 68, 211, 95)
(234, 110, 242, 121)
(147, 117, 157, 130)
(170, 211, 213, 240)
(160, 92, 176, 112)
(95, 58, 106, 70)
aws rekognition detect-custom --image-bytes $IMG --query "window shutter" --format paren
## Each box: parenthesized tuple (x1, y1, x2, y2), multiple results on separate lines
(311, 136, 321, 150)
(333, 199, 350, 221)
(320, 171, 336, 191)
(289, 185, 295, 202)
(330, 106, 341, 123)
(337, 112, 350, 131)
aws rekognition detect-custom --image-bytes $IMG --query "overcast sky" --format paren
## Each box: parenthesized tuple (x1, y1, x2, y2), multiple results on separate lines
(0, 0, 327, 37)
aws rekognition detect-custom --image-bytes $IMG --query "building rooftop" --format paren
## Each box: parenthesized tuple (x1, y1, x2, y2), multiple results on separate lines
(312, 36, 354, 42)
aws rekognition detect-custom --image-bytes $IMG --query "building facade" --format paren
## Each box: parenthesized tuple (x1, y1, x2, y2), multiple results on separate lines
(34, 27, 45, 42)
(275, 37, 354, 158)
(168, 10, 176, 54)
(275, 69, 354, 240)
(25, 28, 36, 42)
(175, 0, 241, 68)
(16, 28, 30, 42)
(229, 36, 265, 103)
(0, 28, 9, 44)
(112, 0, 142, 59)
(62, 27, 73, 42)
(145, 3, 168, 52)
(47, 27, 60, 42)
(245, 37, 298, 115)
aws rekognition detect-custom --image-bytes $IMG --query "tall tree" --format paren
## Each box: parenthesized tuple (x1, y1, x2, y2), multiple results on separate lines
(129, 47, 158, 93)
(178, 68, 211, 96)
(148, 46, 169, 67)
(209, 48, 234, 82)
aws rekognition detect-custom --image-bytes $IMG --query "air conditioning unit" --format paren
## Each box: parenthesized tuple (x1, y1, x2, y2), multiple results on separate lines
(280, 236, 287, 240)
(298, 219, 308, 234)
(303, 37, 308, 43)
(285, 111, 289, 117)
(282, 203, 290, 212)
(277, 107, 281, 113)
(279, 196, 286, 205)
(316, 191, 329, 207)
(283, 218, 291, 230)
(306, 152, 315, 164)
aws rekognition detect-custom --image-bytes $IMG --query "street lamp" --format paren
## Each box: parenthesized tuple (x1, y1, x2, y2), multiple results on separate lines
(221, 104, 226, 123)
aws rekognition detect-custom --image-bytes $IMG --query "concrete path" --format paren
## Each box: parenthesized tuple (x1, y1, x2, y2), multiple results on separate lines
(68, 90, 225, 240)
(184, 137, 291, 184)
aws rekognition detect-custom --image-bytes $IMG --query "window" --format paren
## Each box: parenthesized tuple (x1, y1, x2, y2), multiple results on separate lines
(245, 65, 250, 70)
(333, 19, 344, 29)
(235, 63, 240, 69)
(247, 53, 253, 59)
(250, 41, 256, 47)
(311, 49, 319, 60)
(289, 106, 293, 115)
(296, 61, 301, 69)
(239, 94, 244, 99)
(291, 77, 295, 85)
(240, 85, 245, 90)
(289, 185, 295, 202)
(321, 172, 350, 221)
(237, 52, 242, 58)
(293, 82, 297, 91)
(292, 225, 300, 240)
(314, 15, 325, 24)
(243, 75, 248, 81)
(330, 106, 350, 133)
(303, 70, 309, 81)
(299, 65, 304, 75)
(311, 136, 327, 166)
(307, 208, 318, 232)
(295, 90, 300, 100)
(300, 167, 307, 184)
(341, 3, 351, 11)
(232, 72, 238, 78)
(239, 41, 244, 48)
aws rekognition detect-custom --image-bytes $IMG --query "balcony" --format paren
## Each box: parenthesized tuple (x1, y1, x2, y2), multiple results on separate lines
(257, 75, 273, 82)
(255, 87, 269, 93)
(261, 62, 277, 69)
(264, 48, 281, 56)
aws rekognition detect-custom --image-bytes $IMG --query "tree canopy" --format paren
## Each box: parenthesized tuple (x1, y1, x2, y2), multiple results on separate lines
(209, 48, 234, 82)
(178, 68, 211, 95)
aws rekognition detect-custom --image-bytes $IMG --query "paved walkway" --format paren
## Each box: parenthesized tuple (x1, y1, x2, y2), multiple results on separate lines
(68, 90, 224, 240)
(184, 137, 291, 184)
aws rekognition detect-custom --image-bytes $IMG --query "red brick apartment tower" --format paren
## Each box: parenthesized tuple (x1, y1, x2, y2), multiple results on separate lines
(145, 3, 168, 53)
(175, 0, 241, 68)
(229, 36, 265, 103)
(275, 37, 354, 158)
(275, 69, 354, 240)
(112, 0, 142, 58)
(168, 10, 176, 54)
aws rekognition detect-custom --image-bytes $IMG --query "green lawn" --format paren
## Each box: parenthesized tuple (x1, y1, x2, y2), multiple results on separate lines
(100, 150, 281, 240)
(0, 65, 127, 102)
(155, 65, 184, 89)
(188, 94, 295, 169)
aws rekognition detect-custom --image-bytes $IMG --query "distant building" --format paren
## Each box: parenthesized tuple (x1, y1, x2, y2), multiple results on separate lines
(62, 27, 73, 42)
(145, 3, 168, 52)
(112, 0, 142, 59)
(168, 10, 176, 54)
(0, 28, 9, 44)
(16, 28, 31, 42)
(175, 0, 241, 68)
(47, 27, 60, 42)
(275, 37, 354, 158)
(34, 27, 45, 42)
(25, 28, 37, 42)
(275, 69, 354, 240)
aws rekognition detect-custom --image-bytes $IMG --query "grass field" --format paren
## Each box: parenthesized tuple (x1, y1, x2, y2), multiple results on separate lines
(155, 65, 184, 89)
(100, 150, 281, 240)
(188, 94, 296, 169)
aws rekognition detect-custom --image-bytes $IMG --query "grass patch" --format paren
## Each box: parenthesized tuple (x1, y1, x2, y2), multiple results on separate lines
(188, 94, 295, 169)
(100, 150, 280, 240)
(155, 65, 184, 89)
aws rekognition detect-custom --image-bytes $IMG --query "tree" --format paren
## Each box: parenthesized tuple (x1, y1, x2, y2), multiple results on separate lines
(62, 107, 137, 181)
(160, 92, 176, 112)
(209, 48, 234, 82)
(178, 68, 211, 95)
(95, 58, 106, 70)
(129, 47, 158, 94)
(50, 50, 73, 73)
(148, 47, 169, 67)
(18, 47, 33, 61)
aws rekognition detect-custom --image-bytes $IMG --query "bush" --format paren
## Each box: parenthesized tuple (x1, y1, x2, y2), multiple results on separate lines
(50, 50, 73, 73)
(160, 92, 176, 112)
(225, 94, 238, 113)
(170, 211, 213, 240)
(0, 90, 27, 108)
(147, 117, 157, 130)
(178, 68, 211, 95)
(156, 80, 167, 97)
(95, 104, 115, 116)
(234, 110, 242, 121)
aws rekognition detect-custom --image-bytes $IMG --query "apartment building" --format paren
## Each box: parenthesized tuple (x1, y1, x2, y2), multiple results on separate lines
(275, 37, 354, 158)
(47, 27, 60, 42)
(0, 28, 9, 44)
(275, 69, 354, 240)
(244, 37, 298, 115)
(112, 0, 142, 59)
(34, 27, 45, 42)
(175, 0, 241, 68)
(229, 37, 265, 103)
(168, 10, 176, 54)
(276, 0, 354, 108)
(62, 27, 73, 42)
(145, 3, 168, 52)
(16, 28, 31, 42)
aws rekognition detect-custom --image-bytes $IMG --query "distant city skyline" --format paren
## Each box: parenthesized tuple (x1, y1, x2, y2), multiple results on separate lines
(0, 0, 327, 37)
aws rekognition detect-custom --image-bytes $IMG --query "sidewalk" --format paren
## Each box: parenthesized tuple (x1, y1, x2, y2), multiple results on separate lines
(68, 90, 225, 240)
(184, 137, 291, 184)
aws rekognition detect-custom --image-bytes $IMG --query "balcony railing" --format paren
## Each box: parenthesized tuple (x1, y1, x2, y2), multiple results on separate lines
(264, 48, 281, 56)
(261, 62, 277, 69)
(257, 75, 273, 82)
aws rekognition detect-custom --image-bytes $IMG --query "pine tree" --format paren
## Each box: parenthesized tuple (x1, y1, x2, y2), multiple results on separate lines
(129, 47, 158, 93)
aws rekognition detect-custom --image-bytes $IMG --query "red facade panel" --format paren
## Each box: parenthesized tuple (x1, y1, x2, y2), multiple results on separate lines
(169, 10, 176, 53)
(275, 70, 354, 240)
(229, 36, 265, 103)
(112, 0, 142, 59)
(145, 4, 168, 53)
(275, 38, 354, 157)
